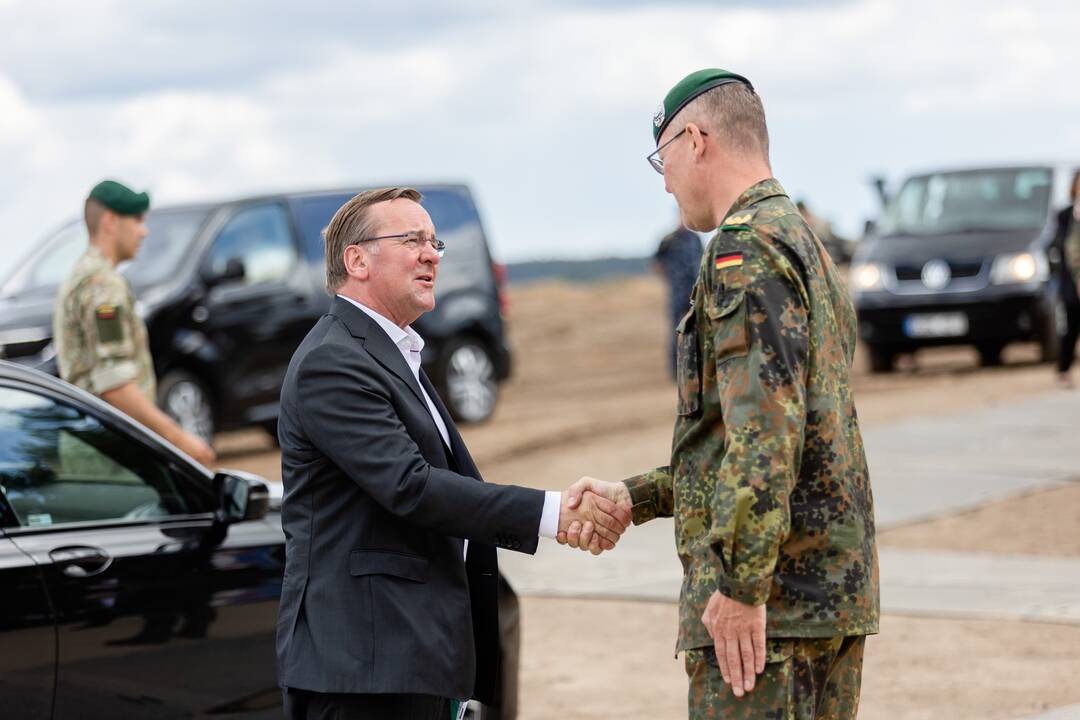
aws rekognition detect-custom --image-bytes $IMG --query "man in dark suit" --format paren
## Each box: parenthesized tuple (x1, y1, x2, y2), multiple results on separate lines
(1051, 170, 1080, 388)
(276, 187, 630, 720)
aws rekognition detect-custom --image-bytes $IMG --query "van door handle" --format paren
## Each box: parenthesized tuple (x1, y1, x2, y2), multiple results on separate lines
(49, 546, 113, 578)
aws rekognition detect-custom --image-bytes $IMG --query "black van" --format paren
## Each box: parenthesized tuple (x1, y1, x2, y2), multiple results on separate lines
(0, 185, 512, 440)
(850, 164, 1077, 372)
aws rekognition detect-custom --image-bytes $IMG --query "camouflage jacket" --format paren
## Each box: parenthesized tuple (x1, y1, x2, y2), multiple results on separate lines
(54, 245, 157, 401)
(624, 179, 879, 648)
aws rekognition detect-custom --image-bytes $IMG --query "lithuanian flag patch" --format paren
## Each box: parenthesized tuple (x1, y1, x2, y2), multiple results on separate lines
(715, 252, 744, 270)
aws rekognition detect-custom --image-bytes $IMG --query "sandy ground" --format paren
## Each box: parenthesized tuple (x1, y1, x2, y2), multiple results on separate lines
(216, 275, 1080, 718)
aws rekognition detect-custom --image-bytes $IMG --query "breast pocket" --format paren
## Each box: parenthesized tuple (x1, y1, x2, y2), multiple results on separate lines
(675, 308, 702, 416)
(707, 289, 748, 367)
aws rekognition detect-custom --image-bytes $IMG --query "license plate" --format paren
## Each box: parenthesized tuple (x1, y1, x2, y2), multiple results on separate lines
(903, 312, 968, 338)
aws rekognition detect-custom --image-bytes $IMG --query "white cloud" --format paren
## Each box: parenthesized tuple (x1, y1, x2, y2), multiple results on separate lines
(0, 0, 1078, 274)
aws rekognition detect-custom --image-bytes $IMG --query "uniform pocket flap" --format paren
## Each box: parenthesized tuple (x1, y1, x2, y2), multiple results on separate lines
(349, 550, 429, 583)
(765, 638, 794, 664)
(706, 288, 745, 321)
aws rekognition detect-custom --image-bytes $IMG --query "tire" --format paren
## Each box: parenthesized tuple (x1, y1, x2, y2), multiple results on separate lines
(866, 344, 896, 374)
(977, 343, 1005, 368)
(158, 370, 215, 444)
(436, 337, 499, 424)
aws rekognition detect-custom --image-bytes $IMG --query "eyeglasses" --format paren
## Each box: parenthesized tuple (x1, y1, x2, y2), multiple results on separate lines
(646, 128, 708, 175)
(358, 231, 445, 257)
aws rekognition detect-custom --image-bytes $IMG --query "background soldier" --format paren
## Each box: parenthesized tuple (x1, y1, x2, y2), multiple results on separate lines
(653, 220, 704, 378)
(563, 69, 879, 719)
(54, 179, 215, 466)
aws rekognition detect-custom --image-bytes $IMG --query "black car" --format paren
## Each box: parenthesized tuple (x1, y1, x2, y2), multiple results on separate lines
(0, 185, 511, 441)
(0, 361, 520, 719)
(850, 164, 1077, 371)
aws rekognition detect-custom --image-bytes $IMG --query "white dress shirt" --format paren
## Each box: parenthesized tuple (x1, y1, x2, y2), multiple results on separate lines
(338, 296, 561, 544)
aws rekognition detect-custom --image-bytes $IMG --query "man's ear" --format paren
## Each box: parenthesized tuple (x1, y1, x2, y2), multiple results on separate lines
(686, 123, 708, 159)
(343, 244, 369, 280)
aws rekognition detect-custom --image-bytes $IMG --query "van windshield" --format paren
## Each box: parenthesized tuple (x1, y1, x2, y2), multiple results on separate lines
(878, 168, 1051, 237)
(2, 208, 209, 296)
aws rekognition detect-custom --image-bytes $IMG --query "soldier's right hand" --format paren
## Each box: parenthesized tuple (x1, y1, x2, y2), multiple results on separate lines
(178, 433, 217, 467)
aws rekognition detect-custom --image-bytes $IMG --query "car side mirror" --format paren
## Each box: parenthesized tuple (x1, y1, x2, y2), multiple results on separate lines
(213, 470, 270, 523)
(202, 257, 246, 288)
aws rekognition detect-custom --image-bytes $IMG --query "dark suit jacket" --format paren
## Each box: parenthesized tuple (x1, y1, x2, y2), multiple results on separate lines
(276, 296, 544, 702)
(1052, 205, 1080, 306)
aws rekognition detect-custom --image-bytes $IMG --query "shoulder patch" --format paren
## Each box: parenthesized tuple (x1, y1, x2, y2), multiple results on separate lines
(94, 304, 124, 344)
(714, 252, 744, 270)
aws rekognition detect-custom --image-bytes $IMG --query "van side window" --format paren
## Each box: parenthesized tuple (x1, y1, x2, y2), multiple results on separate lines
(206, 204, 297, 286)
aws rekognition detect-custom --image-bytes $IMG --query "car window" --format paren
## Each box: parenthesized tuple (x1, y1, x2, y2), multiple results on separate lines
(879, 167, 1052, 236)
(0, 386, 202, 528)
(205, 204, 297, 286)
(291, 193, 353, 261)
(424, 188, 492, 297)
(2, 210, 209, 298)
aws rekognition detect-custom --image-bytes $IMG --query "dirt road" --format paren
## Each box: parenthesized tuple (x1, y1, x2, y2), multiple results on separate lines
(217, 276, 1080, 719)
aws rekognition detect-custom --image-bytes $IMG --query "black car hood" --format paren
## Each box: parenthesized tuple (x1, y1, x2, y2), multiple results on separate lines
(861, 228, 1041, 265)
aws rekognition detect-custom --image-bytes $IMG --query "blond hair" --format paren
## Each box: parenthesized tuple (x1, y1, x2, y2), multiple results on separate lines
(323, 187, 422, 293)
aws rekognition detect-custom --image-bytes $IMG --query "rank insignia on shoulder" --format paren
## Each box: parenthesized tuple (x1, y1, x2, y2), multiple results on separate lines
(715, 252, 744, 270)
(724, 213, 753, 225)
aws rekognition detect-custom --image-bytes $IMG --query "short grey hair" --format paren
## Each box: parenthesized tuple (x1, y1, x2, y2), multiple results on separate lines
(673, 82, 770, 164)
(323, 187, 423, 294)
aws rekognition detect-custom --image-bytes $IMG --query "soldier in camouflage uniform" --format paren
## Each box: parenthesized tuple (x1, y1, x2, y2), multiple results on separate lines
(54, 179, 215, 466)
(562, 70, 878, 719)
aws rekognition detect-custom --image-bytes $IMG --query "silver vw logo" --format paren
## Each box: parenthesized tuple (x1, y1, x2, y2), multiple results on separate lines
(921, 259, 951, 290)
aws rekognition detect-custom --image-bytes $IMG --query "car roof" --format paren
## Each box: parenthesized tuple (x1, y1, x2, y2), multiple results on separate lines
(149, 182, 473, 213)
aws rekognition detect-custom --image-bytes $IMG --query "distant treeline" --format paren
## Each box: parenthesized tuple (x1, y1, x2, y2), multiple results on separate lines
(505, 256, 651, 285)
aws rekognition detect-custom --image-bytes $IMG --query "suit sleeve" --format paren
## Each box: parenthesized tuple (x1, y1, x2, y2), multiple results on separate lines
(296, 342, 545, 552)
(705, 240, 810, 606)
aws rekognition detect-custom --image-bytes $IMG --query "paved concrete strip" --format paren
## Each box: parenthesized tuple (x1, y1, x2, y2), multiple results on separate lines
(863, 391, 1080, 528)
(877, 549, 1080, 624)
(500, 526, 1080, 625)
(1018, 704, 1080, 719)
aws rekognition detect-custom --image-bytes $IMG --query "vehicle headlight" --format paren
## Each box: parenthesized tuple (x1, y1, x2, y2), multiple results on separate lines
(850, 262, 889, 292)
(990, 251, 1048, 285)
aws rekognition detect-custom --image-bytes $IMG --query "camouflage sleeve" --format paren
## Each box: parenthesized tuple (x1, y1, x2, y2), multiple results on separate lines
(622, 466, 674, 525)
(706, 234, 809, 606)
(79, 274, 140, 395)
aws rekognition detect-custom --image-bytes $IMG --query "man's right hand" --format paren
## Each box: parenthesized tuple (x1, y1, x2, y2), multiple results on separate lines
(176, 432, 216, 467)
(558, 476, 633, 551)
(557, 486, 632, 555)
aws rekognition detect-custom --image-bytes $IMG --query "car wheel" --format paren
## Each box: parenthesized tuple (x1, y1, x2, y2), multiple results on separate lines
(866, 344, 896, 374)
(977, 343, 1005, 368)
(439, 338, 498, 424)
(158, 370, 215, 444)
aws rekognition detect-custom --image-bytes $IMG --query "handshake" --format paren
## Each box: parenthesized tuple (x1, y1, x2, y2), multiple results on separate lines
(556, 477, 634, 555)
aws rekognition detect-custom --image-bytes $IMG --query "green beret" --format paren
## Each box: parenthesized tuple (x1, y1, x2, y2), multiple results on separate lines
(88, 179, 150, 216)
(653, 68, 754, 144)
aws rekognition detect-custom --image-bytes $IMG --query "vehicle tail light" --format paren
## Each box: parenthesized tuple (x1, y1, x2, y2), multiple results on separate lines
(492, 262, 509, 317)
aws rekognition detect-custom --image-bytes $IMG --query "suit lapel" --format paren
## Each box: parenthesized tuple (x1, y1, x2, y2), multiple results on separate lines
(419, 370, 479, 478)
(330, 296, 428, 410)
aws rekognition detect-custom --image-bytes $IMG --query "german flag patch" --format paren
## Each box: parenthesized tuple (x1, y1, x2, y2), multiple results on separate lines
(714, 252, 743, 270)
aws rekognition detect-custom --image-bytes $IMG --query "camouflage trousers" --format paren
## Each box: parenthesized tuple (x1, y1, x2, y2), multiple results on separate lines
(684, 635, 866, 719)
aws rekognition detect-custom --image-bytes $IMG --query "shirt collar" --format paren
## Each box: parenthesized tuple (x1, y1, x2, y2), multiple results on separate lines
(337, 295, 425, 352)
(721, 178, 788, 223)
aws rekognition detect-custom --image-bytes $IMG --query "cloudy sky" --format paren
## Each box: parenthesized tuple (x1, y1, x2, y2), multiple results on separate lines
(1, 0, 1078, 277)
